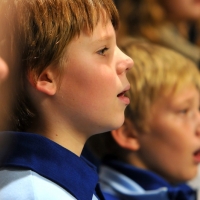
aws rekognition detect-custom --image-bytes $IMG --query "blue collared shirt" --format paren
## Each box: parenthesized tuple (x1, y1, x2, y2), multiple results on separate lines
(99, 159, 196, 200)
(0, 131, 104, 200)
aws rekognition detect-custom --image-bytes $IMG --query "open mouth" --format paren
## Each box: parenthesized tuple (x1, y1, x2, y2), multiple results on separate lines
(117, 91, 126, 98)
(194, 149, 200, 163)
(117, 89, 130, 105)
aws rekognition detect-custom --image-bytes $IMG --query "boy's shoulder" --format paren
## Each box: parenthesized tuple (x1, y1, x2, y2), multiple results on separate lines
(0, 131, 100, 200)
(0, 169, 76, 200)
(99, 165, 169, 199)
(99, 160, 197, 200)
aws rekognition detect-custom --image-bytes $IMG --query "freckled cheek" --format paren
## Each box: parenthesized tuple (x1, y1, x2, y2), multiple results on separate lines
(68, 75, 116, 111)
(64, 59, 118, 103)
(82, 71, 117, 96)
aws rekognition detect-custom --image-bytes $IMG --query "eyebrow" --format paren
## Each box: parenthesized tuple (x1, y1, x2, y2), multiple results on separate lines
(174, 95, 199, 106)
(92, 34, 114, 43)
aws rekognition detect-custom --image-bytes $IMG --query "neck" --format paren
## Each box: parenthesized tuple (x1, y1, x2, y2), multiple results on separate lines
(28, 117, 87, 156)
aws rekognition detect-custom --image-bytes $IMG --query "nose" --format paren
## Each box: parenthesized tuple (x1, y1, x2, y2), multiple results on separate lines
(116, 47, 134, 75)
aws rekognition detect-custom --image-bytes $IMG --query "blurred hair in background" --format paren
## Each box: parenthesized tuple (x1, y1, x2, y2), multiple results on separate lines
(114, 0, 200, 67)
(0, 0, 21, 163)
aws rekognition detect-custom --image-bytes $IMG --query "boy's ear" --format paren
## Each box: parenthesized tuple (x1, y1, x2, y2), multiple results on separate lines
(28, 67, 57, 96)
(111, 118, 140, 151)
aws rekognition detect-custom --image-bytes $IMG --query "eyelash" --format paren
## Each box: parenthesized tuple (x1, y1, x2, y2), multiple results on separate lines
(97, 47, 109, 56)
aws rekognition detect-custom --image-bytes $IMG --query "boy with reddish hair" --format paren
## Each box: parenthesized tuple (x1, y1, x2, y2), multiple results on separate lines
(0, 0, 133, 199)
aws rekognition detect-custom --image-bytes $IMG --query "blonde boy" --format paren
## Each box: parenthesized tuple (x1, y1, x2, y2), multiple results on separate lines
(0, 0, 133, 199)
(87, 40, 200, 200)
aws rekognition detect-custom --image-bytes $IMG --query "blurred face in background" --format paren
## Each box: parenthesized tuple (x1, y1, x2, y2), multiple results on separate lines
(0, 5, 21, 165)
(0, 7, 19, 131)
(136, 84, 200, 183)
(0, 58, 9, 83)
(162, 0, 200, 21)
(0, 53, 11, 131)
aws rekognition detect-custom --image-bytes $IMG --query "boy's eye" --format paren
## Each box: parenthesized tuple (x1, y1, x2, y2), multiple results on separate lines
(177, 108, 189, 115)
(97, 47, 109, 56)
(179, 108, 189, 114)
(180, 109, 188, 114)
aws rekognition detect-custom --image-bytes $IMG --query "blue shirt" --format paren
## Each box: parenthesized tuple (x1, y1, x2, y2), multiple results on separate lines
(0, 131, 104, 200)
(99, 159, 196, 200)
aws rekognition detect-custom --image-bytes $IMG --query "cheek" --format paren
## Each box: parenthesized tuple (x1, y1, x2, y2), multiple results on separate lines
(146, 118, 184, 152)
(72, 64, 117, 97)
(141, 129, 185, 172)
(79, 73, 117, 108)
(141, 115, 199, 181)
(150, 118, 197, 157)
(62, 65, 118, 109)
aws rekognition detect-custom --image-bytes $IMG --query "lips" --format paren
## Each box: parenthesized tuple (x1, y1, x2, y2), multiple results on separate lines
(194, 149, 200, 163)
(117, 91, 126, 97)
(117, 85, 130, 105)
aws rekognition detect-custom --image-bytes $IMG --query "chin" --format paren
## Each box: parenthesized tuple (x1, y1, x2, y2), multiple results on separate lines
(187, 168, 198, 181)
(111, 117, 125, 130)
(175, 171, 198, 184)
(99, 118, 125, 134)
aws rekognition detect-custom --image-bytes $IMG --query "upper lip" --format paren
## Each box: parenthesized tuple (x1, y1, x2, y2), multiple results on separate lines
(117, 84, 130, 97)
(194, 148, 200, 156)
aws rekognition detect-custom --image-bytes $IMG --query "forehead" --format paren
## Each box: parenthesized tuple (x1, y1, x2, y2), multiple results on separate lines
(168, 85, 199, 105)
(89, 19, 115, 41)
(66, 18, 116, 52)
(152, 84, 199, 110)
(82, 8, 116, 36)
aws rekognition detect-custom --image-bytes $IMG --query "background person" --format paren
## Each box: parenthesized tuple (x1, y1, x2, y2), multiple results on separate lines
(87, 40, 200, 200)
(114, 0, 200, 67)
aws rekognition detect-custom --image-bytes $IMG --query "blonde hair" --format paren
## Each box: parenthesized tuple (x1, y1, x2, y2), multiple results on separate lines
(86, 39, 200, 161)
(122, 39, 200, 132)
